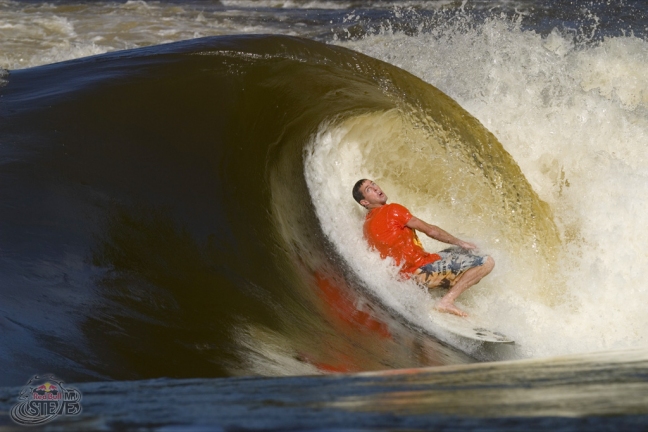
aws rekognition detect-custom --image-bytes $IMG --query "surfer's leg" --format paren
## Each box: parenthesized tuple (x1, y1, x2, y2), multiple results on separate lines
(435, 256, 494, 317)
(412, 267, 448, 289)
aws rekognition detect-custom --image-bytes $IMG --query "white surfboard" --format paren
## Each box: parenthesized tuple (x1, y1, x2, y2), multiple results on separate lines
(429, 310, 514, 344)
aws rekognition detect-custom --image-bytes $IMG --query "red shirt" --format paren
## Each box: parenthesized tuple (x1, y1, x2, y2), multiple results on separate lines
(363, 203, 441, 274)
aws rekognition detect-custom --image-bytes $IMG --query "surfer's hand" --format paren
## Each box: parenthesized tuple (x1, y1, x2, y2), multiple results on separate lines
(458, 241, 477, 250)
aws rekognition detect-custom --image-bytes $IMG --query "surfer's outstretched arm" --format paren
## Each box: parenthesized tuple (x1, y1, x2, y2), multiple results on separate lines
(406, 216, 476, 250)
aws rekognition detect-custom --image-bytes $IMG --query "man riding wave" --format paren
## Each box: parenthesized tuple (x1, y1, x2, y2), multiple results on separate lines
(352, 179, 494, 317)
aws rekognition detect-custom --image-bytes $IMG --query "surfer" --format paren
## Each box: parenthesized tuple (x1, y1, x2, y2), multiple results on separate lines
(352, 179, 494, 317)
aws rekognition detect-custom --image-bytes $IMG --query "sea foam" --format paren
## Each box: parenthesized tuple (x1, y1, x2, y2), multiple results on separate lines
(322, 16, 648, 357)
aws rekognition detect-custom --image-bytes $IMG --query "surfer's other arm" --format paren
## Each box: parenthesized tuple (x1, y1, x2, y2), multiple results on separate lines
(405, 216, 476, 250)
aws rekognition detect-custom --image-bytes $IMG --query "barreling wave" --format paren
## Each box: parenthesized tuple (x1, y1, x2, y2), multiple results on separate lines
(0, 34, 557, 385)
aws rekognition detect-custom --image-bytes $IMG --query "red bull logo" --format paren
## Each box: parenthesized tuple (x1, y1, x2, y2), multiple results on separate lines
(36, 383, 57, 392)
(10, 375, 82, 426)
(32, 382, 62, 400)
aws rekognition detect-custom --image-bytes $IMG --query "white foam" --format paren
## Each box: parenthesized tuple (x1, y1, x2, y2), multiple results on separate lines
(303, 111, 512, 355)
(0, 0, 299, 70)
(219, 0, 454, 10)
(326, 17, 648, 357)
(220, 0, 353, 9)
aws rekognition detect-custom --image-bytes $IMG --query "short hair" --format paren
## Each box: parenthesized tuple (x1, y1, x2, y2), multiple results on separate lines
(352, 179, 368, 204)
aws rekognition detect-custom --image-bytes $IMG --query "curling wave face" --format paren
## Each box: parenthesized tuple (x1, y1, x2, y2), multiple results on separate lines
(3, 21, 641, 385)
(5, 34, 537, 385)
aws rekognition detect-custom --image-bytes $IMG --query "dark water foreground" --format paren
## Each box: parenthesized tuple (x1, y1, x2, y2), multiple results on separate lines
(0, 348, 647, 431)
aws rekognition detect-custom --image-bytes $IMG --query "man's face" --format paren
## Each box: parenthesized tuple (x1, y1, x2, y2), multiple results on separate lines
(360, 180, 388, 208)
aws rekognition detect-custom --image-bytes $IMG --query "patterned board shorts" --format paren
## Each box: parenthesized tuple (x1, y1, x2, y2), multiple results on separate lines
(413, 247, 487, 289)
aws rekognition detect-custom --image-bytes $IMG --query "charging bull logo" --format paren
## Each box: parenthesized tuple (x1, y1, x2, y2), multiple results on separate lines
(10, 375, 82, 426)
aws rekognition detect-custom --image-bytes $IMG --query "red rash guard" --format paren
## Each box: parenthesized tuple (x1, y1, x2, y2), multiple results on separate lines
(363, 203, 441, 274)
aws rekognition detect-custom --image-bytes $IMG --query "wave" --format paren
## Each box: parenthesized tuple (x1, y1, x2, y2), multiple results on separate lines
(0, 31, 595, 385)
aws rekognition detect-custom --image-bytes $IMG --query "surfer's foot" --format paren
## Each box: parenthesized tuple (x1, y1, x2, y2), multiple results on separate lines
(435, 302, 468, 317)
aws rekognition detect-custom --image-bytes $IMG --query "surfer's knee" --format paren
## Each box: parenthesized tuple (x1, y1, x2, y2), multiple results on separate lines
(483, 256, 495, 273)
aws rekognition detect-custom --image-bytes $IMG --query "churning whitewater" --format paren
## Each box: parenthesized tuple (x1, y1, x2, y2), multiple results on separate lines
(320, 16, 648, 357)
